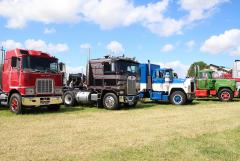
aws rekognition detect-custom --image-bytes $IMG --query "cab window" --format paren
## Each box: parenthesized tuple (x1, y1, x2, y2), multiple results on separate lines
(104, 62, 112, 73)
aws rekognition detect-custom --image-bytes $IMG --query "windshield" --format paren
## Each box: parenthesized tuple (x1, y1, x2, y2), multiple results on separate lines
(162, 69, 174, 78)
(117, 60, 139, 74)
(199, 72, 214, 79)
(22, 56, 58, 72)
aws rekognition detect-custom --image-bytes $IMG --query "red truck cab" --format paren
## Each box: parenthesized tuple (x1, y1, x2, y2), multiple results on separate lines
(0, 48, 63, 114)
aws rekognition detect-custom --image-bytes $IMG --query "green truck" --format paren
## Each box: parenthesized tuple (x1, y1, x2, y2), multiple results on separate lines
(195, 69, 238, 101)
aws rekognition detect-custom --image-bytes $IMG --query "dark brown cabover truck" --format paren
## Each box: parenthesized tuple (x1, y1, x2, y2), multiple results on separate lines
(63, 55, 139, 110)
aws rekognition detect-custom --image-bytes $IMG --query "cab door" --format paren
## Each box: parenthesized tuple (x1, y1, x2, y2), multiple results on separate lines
(152, 70, 164, 91)
(206, 72, 216, 89)
(197, 72, 208, 89)
(10, 57, 21, 88)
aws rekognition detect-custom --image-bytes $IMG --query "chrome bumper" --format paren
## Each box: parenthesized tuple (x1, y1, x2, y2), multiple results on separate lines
(22, 96, 62, 106)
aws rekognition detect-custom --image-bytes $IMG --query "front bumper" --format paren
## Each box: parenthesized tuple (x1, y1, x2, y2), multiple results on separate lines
(186, 93, 195, 100)
(22, 96, 62, 106)
(119, 95, 139, 105)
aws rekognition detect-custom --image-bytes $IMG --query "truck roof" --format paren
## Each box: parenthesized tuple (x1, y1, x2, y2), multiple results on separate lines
(5, 48, 57, 60)
(90, 55, 138, 64)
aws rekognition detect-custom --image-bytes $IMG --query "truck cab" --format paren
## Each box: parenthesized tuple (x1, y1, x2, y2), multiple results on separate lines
(63, 55, 139, 110)
(139, 62, 195, 105)
(0, 48, 63, 114)
(195, 69, 238, 101)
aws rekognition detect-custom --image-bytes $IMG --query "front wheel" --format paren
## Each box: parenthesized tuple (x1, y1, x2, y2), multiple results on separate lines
(218, 88, 233, 102)
(170, 91, 187, 105)
(103, 93, 119, 110)
(9, 93, 23, 114)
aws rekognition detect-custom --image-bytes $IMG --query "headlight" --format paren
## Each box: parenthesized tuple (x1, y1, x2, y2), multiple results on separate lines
(25, 88, 35, 95)
(55, 88, 63, 94)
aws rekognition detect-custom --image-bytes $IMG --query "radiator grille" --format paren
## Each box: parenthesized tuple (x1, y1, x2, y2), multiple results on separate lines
(36, 79, 54, 94)
(127, 76, 136, 95)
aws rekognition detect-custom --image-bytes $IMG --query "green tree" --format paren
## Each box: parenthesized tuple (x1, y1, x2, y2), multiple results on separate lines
(187, 61, 208, 77)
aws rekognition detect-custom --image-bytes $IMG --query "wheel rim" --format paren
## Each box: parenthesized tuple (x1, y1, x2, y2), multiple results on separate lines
(173, 94, 182, 104)
(11, 98, 19, 112)
(105, 96, 115, 108)
(221, 91, 230, 101)
(64, 94, 72, 105)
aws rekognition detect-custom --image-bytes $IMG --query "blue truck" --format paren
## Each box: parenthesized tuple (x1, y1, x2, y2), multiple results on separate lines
(139, 61, 195, 105)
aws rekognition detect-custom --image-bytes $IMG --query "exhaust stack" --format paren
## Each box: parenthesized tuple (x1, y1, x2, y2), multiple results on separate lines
(147, 60, 152, 89)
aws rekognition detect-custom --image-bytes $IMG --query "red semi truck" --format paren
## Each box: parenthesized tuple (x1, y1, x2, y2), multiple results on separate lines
(0, 48, 64, 114)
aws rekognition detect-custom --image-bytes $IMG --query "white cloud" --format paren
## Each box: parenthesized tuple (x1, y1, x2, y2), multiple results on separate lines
(179, 0, 229, 22)
(25, 39, 69, 54)
(161, 44, 174, 52)
(157, 60, 189, 77)
(0, 0, 228, 37)
(44, 27, 56, 34)
(1, 40, 22, 50)
(106, 41, 124, 54)
(200, 29, 240, 55)
(186, 40, 195, 50)
(80, 43, 91, 49)
(1, 39, 69, 54)
(0, 0, 81, 28)
(47, 43, 69, 54)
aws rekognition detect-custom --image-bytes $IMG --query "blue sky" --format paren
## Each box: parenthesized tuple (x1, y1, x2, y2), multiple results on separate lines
(0, 0, 239, 76)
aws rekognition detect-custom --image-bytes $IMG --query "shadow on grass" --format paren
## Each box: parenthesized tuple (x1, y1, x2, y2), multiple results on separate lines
(121, 100, 201, 111)
(22, 106, 86, 115)
(196, 98, 240, 102)
(0, 105, 87, 115)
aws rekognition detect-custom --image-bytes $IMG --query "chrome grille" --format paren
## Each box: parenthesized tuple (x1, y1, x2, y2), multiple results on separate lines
(36, 79, 54, 94)
(127, 76, 136, 95)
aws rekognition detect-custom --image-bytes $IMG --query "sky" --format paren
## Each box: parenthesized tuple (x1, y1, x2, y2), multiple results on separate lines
(0, 0, 239, 77)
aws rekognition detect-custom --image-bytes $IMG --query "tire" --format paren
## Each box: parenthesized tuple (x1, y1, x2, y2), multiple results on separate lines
(47, 105, 60, 111)
(63, 91, 76, 106)
(170, 91, 187, 105)
(103, 93, 119, 110)
(9, 93, 23, 114)
(218, 88, 233, 102)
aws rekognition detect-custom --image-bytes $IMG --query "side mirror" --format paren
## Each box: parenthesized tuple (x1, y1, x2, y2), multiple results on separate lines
(173, 73, 178, 79)
(59, 62, 66, 73)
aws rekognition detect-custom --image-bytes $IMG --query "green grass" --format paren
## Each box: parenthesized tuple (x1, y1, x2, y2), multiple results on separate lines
(0, 100, 240, 161)
(91, 127, 240, 161)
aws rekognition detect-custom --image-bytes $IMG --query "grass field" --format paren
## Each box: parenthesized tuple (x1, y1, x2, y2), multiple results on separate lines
(0, 100, 240, 161)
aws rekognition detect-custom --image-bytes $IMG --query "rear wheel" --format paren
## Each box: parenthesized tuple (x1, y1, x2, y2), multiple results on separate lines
(63, 91, 76, 106)
(170, 91, 187, 105)
(47, 105, 60, 111)
(103, 93, 119, 110)
(218, 88, 233, 102)
(9, 93, 23, 114)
